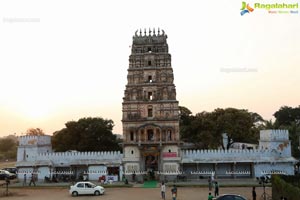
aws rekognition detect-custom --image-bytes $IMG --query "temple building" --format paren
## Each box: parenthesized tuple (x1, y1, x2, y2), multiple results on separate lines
(122, 28, 181, 181)
(15, 29, 297, 183)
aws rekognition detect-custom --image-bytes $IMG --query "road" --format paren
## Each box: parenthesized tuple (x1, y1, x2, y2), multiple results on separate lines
(1, 186, 271, 200)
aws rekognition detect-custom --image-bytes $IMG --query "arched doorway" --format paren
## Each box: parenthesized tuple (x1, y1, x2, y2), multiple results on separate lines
(144, 153, 158, 180)
(145, 154, 158, 171)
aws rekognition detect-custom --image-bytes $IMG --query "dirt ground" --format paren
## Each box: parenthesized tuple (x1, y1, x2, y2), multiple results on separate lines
(1, 186, 271, 200)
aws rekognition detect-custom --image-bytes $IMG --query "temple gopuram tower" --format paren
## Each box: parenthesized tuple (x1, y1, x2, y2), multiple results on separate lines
(122, 28, 181, 181)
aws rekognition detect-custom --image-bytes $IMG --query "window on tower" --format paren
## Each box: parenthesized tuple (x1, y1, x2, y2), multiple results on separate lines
(167, 130, 172, 141)
(148, 106, 153, 117)
(147, 129, 154, 141)
(148, 75, 153, 83)
(148, 92, 153, 100)
(148, 61, 152, 66)
(130, 131, 134, 141)
(147, 47, 152, 53)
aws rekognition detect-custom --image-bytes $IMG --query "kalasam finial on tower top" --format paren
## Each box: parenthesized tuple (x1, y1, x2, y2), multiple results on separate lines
(133, 28, 167, 44)
(133, 28, 166, 38)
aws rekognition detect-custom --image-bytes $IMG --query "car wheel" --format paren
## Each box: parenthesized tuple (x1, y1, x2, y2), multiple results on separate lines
(72, 191, 78, 197)
(94, 191, 100, 196)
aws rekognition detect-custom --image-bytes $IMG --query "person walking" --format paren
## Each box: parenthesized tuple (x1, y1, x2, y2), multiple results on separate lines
(208, 176, 212, 191)
(252, 186, 257, 200)
(214, 181, 219, 197)
(160, 181, 166, 200)
(171, 185, 177, 200)
(208, 192, 214, 200)
(29, 173, 36, 186)
(132, 171, 136, 182)
(23, 173, 27, 186)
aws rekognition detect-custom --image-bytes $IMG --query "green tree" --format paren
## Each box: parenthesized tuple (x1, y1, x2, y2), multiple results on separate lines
(263, 119, 275, 129)
(189, 111, 218, 149)
(179, 106, 195, 142)
(52, 117, 121, 152)
(273, 105, 300, 158)
(274, 106, 300, 127)
(211, 108, 262, 149)
(180, 107, 264, 149)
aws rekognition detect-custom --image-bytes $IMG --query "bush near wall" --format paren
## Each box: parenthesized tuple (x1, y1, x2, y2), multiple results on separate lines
(272, 175, 300, 200)
(280, 174, 300, 188)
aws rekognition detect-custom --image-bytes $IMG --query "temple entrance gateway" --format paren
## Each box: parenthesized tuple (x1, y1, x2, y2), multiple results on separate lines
(122, 29, 181, 182)
(145, 155, 158, 171)
(144, 152, 159, 180)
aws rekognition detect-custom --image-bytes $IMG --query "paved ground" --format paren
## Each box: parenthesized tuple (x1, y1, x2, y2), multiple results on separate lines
(1, 185, 271, 200)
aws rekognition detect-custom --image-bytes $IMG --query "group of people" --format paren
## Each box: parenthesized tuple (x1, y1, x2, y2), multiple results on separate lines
(208, 176, 219, 199)
(23, 173, 36, 186)
(160, 177, 219, 200)
(160, 182, 177, 200)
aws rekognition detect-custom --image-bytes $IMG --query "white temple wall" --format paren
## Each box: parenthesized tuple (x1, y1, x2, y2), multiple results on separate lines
(88, 165, 107, 180)
(17, 167, 33, 180)
(123, 146, 140, 162)
(38, 166, 50, 180)
(124, 163, 140, 174)
(254, 163, 295, 177)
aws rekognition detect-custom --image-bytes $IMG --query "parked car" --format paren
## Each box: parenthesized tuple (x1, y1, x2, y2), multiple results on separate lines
(69, 181, 105, 196)
(2, 167, 17, 174)
(0, 169, 16, 180)
(213, 194, 247, 200)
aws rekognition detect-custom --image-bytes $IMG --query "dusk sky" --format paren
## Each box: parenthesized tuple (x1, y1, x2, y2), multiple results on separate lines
(0, 0, 299, 137)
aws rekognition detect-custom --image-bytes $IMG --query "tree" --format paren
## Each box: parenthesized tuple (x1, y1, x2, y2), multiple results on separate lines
(52, 117, 121, 152)
(180, 107, 264, 150)
(188, 111, 218, 149)
(211, 108, 263, 149)
(0, 137, 18, 160)
(263, 119, 275, 129)
(273, 105, 300, 158)
(25, 128, 45, 136)
(179, 106, 195, 143)
(0, 137, 16, 152)
(274, 106, 300, 127)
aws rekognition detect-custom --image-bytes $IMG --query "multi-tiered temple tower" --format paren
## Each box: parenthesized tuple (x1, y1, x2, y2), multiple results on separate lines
(122, 28, 181, 180)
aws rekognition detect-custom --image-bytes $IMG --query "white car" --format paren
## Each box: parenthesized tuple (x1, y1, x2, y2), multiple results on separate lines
(213, 194, 247, 200)
(0, 169, 16, 180)
(69, 181, 105, 196)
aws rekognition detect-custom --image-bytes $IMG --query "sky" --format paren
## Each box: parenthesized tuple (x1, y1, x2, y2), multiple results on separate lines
(0, 0, 299, 137)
